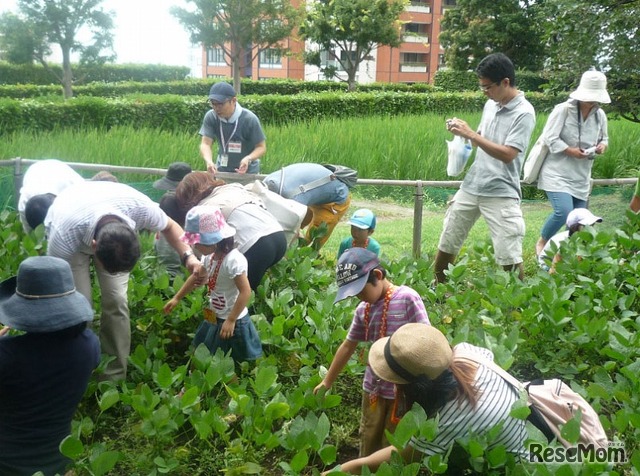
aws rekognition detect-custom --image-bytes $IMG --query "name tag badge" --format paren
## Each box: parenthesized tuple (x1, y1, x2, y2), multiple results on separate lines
(228, 141, 242, 154)
(219, 154, 228, 167)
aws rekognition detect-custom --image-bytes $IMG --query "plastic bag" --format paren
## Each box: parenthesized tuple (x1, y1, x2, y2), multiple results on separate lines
(446, 136, 472, 176)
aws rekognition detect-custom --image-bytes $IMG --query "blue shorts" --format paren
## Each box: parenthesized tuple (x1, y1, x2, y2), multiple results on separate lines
(193, 314, 262, 362)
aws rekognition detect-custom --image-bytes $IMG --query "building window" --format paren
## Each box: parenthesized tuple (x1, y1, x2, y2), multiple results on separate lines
(259, 48, 282, 68)
(400, 52, 428, 73)
(438, 53, 446, 69)
(403, 23, 430, 43)
(207, 48, 226, 66)
(408, 0, 431, 12)
(320, 49, 357, 71)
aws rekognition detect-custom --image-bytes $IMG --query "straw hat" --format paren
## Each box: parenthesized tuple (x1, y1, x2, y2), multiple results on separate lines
(181, 205, 236, 246)
(369, 324, 452, 384)
(0, 256, 94, 333)
(569, 70, 611, 104)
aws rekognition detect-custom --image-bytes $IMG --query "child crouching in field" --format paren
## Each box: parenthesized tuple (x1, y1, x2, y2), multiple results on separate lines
(163, 205, 262, 363)
(314, 248, 430, 456)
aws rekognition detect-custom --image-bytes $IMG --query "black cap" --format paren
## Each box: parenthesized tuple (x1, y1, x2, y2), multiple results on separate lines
(153, 162, 192, 191)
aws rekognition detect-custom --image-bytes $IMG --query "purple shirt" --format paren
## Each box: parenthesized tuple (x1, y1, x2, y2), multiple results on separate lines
(347, 285, 430, 399)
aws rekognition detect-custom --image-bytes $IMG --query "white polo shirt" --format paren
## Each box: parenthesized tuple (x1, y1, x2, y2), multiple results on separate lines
(18, 160, 84, 231)
(45, 182, 168, 261)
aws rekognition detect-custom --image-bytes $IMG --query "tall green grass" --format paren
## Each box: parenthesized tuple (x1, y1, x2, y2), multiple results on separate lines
(1, 113, 638, 183)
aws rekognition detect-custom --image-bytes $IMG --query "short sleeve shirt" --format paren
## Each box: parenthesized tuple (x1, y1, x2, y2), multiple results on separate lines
(347, 286, 430, 400)
(199, 105, 266, 172)
(338, 237, 381, 257)
(462, 92, 536, 199)
(202, 249, 248, 320)
(45, 181, 169, 261)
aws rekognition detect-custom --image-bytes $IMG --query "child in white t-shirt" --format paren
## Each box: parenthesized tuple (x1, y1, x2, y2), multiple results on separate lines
(164, 205, 262, 362)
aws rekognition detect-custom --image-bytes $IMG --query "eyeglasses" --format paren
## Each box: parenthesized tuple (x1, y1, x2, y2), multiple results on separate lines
(209, 99, 229, 107)
(479, 81, 498, 92)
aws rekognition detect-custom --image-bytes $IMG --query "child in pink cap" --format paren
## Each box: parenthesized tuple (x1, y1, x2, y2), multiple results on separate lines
(164, 205, 262, 362)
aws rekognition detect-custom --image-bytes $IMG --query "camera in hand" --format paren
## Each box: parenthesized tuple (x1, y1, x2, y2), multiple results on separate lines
(582, 146, 597, 158)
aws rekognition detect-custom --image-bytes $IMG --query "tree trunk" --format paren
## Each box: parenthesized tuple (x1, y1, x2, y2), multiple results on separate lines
(232, 58, 242, 95)
(61, 48, 73, 99)
(347, 68, 357, 92)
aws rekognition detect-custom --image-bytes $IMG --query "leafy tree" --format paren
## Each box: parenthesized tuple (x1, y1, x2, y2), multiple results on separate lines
(439, 0, 544, 72)
(541, 0, 640, 123)
(6, 0, 115, 99)
(300, 0, 408, 92)
(0, 13, 44, 64)
(171, 0, 301, 94)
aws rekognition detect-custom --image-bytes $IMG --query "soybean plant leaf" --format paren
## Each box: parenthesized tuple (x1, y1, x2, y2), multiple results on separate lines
(290, 450, 308, 472)
(98, 388, 120, 411)
(264, 401, 290, 420)
(319, 444, 337, 465)
(234, 462, 262, 474)
(315, 413, 331, 442)
(180, 386, 200, 408)
(59, 435, 84, 459)
(386, 407, 420, 449)
(486, 445, 507, 468)
(560, 410, 582, 444)
(155, 363, 173, 389)
(509, 396, 531, 420)
(252, 365, 278, 396)
(90, 451, 122, 476)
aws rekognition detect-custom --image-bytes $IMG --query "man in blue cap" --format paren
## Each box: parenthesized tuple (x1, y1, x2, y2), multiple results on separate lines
(199, 82, 266, 175)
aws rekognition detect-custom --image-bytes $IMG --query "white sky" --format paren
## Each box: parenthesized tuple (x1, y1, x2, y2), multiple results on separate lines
(1, 0, 201, 74)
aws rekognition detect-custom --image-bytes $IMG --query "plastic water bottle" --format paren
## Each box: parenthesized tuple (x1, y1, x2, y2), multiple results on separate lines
(462, 139, 473, 160)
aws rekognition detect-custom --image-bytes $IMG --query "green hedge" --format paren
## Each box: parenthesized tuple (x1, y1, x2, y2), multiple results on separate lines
(0, 78, 437, 99)
(0, 91, 562, 134)
(434, 69, 547, 92)
(0, 62, 190, 85)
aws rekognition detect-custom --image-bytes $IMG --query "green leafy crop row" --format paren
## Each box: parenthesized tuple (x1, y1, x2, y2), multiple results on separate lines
(0, 209, 638, 474)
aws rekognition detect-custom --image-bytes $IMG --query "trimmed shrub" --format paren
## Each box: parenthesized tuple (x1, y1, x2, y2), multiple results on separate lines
(0, 62, 190, 85)
(0, 91, 562, 134)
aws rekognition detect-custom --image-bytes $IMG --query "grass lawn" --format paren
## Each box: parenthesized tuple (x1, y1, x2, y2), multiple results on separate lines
(320, 186, 633, 277)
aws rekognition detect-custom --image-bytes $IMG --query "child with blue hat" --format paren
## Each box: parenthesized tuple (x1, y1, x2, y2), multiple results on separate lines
(338, 208, 381, 257)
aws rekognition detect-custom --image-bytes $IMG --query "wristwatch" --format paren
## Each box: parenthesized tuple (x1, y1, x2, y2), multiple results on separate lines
(180, 250, 194, 266)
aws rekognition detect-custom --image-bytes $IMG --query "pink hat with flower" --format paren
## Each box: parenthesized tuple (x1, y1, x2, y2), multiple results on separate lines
(181, 205, 235, 245)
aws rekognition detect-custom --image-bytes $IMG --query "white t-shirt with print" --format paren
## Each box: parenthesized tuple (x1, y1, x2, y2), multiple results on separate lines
(202, 248, 248, 320)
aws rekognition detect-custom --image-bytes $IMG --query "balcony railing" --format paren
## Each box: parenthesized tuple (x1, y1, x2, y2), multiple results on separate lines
(400, 62, 428, 73)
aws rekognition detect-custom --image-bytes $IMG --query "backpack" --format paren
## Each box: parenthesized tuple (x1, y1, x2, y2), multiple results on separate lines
(322, 164, 358, 189)
(455, 351, 608, 449)
(525, 378, 608, 449)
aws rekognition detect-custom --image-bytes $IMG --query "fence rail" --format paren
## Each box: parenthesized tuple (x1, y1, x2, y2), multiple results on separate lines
(1, 157, 637, 258)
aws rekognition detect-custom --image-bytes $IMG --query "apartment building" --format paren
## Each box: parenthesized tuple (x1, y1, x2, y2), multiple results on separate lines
(202, 0, 455, 84)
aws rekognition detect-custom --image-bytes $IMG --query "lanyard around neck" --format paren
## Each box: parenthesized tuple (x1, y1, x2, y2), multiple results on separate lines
(219, 119, 239, 155)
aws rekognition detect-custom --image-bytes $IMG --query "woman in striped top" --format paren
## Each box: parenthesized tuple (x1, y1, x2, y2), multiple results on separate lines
(322, 324, 527, 474)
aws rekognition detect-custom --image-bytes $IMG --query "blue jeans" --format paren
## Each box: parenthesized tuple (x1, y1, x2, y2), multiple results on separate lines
(540, 192, 587, 240)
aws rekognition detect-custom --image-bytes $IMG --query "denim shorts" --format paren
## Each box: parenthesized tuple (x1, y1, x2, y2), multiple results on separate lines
(193, 314, 262, 362)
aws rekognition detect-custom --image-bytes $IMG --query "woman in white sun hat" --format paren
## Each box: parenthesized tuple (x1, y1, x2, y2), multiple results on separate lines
(321, 324, 528, 474)
(534, 70, 610, 257)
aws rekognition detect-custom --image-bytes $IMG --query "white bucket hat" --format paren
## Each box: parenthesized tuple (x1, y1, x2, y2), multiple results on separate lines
(569, 70, 611, 104)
